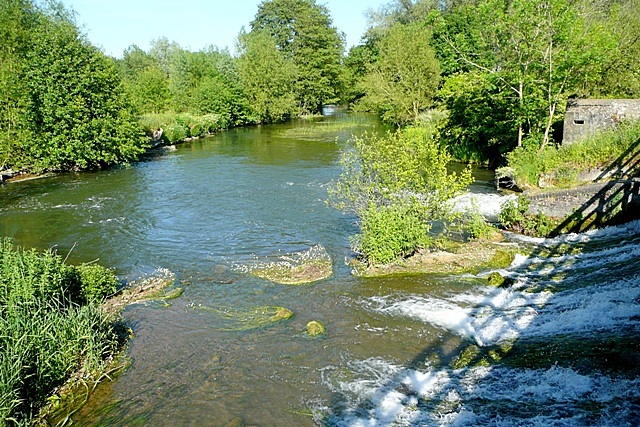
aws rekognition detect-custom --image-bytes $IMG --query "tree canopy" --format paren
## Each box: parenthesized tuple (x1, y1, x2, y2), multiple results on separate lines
(347, 0, 640, 164)
(250, 0, 345, 114)
(0, 0, 146, 171)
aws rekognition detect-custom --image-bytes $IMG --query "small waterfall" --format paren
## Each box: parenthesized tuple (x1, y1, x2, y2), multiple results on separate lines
(321, 220, 640, 426)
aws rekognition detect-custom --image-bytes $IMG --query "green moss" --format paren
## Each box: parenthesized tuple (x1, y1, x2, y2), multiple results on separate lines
(252, 259, 333, 285)
(355, 240, 522, 277)
(305, 320, 326, 337)
(273, 307, 294, 320)
(451, 340, 516, 370)
(250, 245, 333, 285)
(500, 333, 640, 376)
(487, 249, 516, 269)
(162, 287, 184, 300)
(487, 272, 514, 288)
(452, 345, 486, 369)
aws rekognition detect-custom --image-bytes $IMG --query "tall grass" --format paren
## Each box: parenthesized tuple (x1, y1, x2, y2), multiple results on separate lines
(0, 238, 120, 425)
(505, 119, 640, 188)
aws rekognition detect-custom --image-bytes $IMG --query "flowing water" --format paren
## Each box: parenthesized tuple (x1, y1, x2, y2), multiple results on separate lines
(0, 113, 638, 426)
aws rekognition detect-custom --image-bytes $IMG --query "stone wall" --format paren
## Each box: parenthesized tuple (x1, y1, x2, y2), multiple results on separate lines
(563, 99, 640, 144)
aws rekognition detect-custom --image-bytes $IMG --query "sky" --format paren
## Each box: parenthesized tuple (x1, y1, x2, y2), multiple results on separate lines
(59, 0, 388, 58)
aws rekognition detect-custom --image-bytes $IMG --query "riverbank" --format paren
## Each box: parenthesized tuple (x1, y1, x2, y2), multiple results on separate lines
(0, 234, 179, 425)
(36, 269, 179, 424)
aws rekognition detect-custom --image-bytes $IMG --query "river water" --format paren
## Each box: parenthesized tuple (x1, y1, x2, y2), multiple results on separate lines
(0, 113, 638, 426)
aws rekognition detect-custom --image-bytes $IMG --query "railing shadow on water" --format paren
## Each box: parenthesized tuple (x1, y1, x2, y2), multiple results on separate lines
(322, 136, 640, 425)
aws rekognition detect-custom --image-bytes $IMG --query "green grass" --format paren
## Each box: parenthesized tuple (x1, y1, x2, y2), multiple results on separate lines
(0, 238, 121, 425)
(505, 119, 640, 188)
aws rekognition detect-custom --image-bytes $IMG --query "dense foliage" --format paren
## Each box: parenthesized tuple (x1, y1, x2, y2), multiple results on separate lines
(329, 123, 472, 264)
(116, 0, 347, 137)
(0, 238, 120, 424)
(0, 0, 146, 172)
(236, 29, 297, 123)
(357, 22, 441, 125)
(250, 0, 345, 114)
(348, 0, 640, 164)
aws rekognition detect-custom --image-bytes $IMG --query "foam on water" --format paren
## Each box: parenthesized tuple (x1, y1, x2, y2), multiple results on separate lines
(366, 286, 553, 346)
(452, 192, 516, 222)
(364, 235, 640, 346)
(323, 220, 640, 426)
(321, 359, 640, 426)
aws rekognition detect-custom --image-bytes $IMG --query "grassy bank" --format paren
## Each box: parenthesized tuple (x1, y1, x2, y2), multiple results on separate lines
(503, 119, 640, 189)
(0, 238, 121, 425)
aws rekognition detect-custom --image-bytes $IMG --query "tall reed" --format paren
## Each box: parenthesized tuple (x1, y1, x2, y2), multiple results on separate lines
(0, 238, 120, 425)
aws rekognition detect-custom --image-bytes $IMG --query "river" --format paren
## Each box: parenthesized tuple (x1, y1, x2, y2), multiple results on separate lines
(0, 113, 638, 426)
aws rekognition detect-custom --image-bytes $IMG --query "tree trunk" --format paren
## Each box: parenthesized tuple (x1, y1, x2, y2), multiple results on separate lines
(517, 80, 524, 147)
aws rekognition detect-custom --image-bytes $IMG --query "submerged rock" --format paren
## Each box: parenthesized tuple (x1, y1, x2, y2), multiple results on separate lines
(306, 320, 326, 336)
(163, 287, 184, 299)
(102, 268, 176, 315)
(273, 307, 294, 320)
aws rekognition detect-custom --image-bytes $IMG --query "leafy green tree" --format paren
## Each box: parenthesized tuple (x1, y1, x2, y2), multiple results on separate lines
(579, 0, 640, 98)
(126, 65, 171, 114)
(23, 10, 145, 170)
(236, 29, 297, 123)
(358, 22, 441, 125)
(436, 0, 614, 152)
(0, 0, 145, 171)
(119, 44, 157, 81)
(118, 45, 171, 114)
(341, 41, 378, 105)
(251, 0, 345, 114)
(0, 0, 39, 167)
(439, 71, 518, 165)
(149, 37, 182, 78)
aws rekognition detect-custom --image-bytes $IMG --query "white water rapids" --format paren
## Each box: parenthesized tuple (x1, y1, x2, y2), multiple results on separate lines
(319, 210, 640, 426)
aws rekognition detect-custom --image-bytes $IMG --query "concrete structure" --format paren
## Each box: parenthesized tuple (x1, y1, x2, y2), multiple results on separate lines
(563, 99, 640, 144)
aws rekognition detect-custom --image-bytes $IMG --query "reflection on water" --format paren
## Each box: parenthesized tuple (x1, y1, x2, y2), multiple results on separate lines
(0, 113, 637, 426)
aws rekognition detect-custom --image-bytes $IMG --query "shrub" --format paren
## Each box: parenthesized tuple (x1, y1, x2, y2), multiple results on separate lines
(465, 209, 499, 240)
(329, 124, 472, 264)
(201, 114, 222, 133)
(138, 112, 177, 134)
(175, 113, 196, 137)
(498, 196, 556, 237)
(163, 123, 188, 143)
(75, 263, 119, 304)
(354, 203, 431, 265)
(189, 117, 206, 137)
(505, 119, 640, 188)
(498, 196, 529, 231)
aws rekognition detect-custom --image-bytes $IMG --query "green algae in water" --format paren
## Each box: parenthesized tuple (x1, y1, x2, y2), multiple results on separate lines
(277, 118, 374, 140)
(305, 320, 326, 337)
(162, 286, 184, 300)
(194, 305, 294, 331)
(452, 341, 515, 370)
(248, 244, 333, 285)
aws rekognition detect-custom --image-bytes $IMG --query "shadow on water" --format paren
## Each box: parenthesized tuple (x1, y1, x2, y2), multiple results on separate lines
(323, 136, 640, 425)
